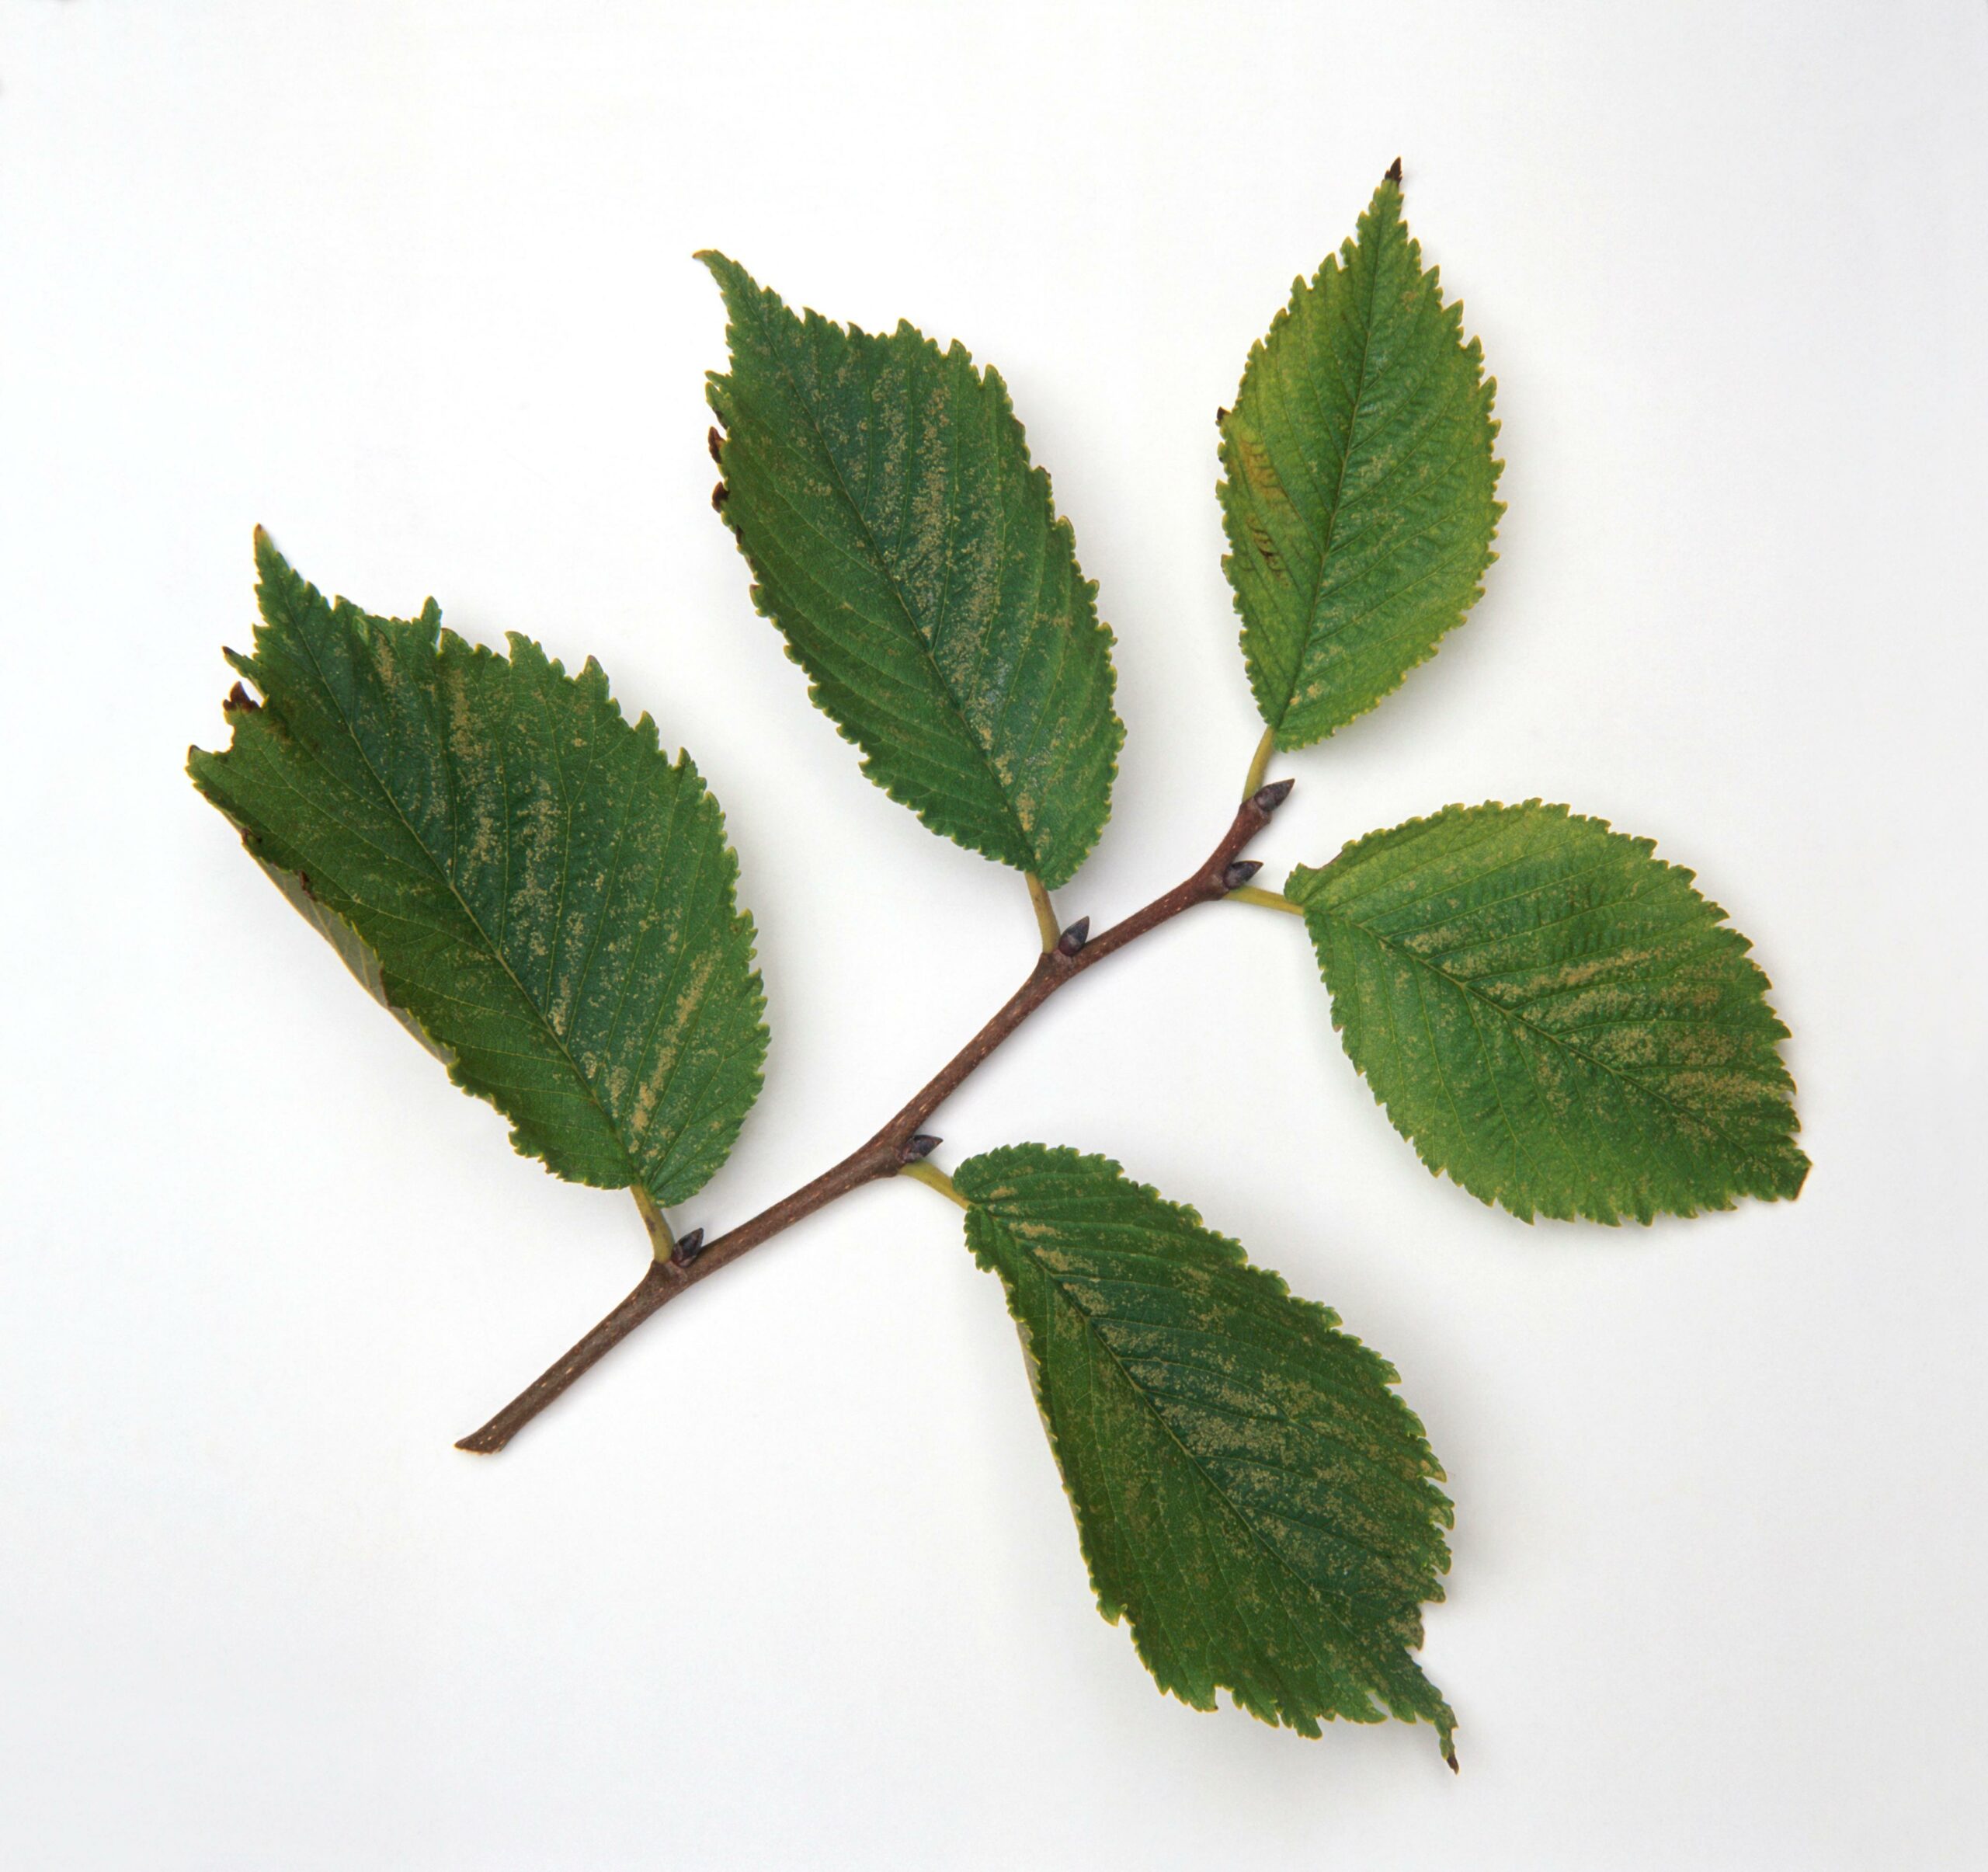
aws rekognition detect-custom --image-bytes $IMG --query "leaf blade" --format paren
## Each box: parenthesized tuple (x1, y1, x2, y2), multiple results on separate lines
(703, 253, 1122, 889)
(1289, 802, 1808, 1223)
(1219, 169, 1503, 747)
(189, 533, 769, 1206)
(954, 1143, 1455, 1758)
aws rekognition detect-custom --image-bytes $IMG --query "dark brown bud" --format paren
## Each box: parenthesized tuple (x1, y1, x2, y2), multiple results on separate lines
(671, 1227, 706, 1267)
(1222, 860, 1263, 890)
(903, 1134, 943, 1161)
(1056, 917, 1090, 956)
(1252, 777, 1295, 814)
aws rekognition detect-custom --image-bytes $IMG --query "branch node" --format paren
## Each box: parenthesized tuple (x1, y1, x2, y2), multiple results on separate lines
(1056, 916, 1090, 956)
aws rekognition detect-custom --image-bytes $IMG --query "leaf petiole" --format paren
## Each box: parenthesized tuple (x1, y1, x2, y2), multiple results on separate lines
(631, 1186, 676, 1260)
(900, 1160, 969, 1209)
(1242, 725, 1277, 799)
(1226, 884, 1305, 917)
(1026, 873, 1060, 952)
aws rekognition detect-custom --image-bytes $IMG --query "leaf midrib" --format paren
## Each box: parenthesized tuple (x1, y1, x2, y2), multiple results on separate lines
(1324, 902, 1791, 1175)
(1011, 1227, 1415, 1669)
(287, 618, 644, 1188)
(1277, 237, 1385, 728)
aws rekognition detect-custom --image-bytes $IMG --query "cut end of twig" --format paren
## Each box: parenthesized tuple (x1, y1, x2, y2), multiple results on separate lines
(1056, 917, 1090, 956)
(1385, 155, 1404, 185)
(902, 1133, 943, 1162)
(1222, 859, 1263, 890)
(671, 1227, 707, 1268)
(1252, 777, 1295, 815)
(454, 1427, 507, 1456)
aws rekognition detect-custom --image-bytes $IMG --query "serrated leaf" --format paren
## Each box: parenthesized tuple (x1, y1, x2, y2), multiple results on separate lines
(1219, 168, 1502, 748)
(954, 1143, 1455, 1758)
(702, 253, 1122, 889)
(189, 532, 769, 1207)
(1288, 802, 1807, 1224)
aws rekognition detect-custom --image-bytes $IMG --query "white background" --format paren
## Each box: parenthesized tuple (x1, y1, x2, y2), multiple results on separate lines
(3, 3, 1983, 1866)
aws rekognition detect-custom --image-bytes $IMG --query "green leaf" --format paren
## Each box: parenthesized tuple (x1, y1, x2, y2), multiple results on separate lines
(1218, 167, 1503, 748)
(189, 532, 769, 1208)
(954, 1143, 1455, 1759)
(702, 253, 1122, 890)
(1288, 802, 1808, 1224)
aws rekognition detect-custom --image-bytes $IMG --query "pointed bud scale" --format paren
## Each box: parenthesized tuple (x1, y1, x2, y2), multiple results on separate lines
(1253, 778, 1295, 814)
(672, 1227, 707, 1266)
(904, 1133, 943, 1161)
(1057, 917, 1090, 955)
(1222, 860, 1263, 890)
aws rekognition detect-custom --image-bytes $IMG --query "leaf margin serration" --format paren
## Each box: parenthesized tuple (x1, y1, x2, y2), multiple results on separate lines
(700, 250, 1123, 891)
(188, 530, 770, 1209)
(1287, 799, 1809, 1225)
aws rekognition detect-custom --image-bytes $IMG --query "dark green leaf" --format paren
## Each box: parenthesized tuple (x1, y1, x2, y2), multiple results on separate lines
(703, 253, 1122, 889)
(189, 532, 769, 1207)
(1288, 802, 1808, 1223)
(1219, 169, 1502, 747)
(954, 1143, 1455, 1759)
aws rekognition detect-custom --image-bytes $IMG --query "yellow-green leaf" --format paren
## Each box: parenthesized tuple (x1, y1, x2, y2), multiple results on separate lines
(1289, 802, 1808, 1223)
(1219, 168, 1503, 747)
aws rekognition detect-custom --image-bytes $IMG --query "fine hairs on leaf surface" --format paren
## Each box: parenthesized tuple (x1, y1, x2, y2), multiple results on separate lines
(189, 161, 1805, 1762)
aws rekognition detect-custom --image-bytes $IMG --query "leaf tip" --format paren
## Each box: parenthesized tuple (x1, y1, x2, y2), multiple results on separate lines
(1385, 155, 1403, 185)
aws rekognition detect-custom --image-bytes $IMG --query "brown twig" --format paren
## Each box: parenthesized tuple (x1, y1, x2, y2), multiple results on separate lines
(454, 779, 1294, 1454)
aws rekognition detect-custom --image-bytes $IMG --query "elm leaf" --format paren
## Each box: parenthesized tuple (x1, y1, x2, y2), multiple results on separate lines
(703, 253, 1122, 889)
(1219, 166, 1503, 747)
(954, 1143, 1456, 1759)
(1288, 802, 1808, 1223)
(189, 532, 769, 1208)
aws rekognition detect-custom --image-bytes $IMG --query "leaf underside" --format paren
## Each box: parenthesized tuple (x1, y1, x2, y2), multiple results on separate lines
(955, 1144, 1455, 1759)
(189, 532, 769, 1207)
(703, 252, 1122, 889)
(1219, 170, 1503, 749)
(1289, 802, 1808, 1224)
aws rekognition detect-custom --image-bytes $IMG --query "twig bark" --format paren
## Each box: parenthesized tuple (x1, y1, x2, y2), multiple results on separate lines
(455, 779, 1293, 1454)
